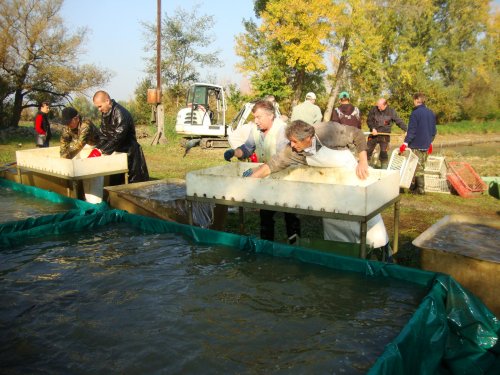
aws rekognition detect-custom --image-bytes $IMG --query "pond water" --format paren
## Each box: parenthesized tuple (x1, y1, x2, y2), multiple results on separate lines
(387, 141, 498, 158)
(0, 187, 74, 223)
(0, 225, 426, 374)
(419, 223, 500, 263)
(436, 142, 499, 159)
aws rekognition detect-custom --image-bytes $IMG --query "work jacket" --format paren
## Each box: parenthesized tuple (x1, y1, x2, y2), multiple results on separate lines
(367, 106, 407, 134)
(404, 104, 436, 150)
(60, 117, 100, 159)
(96, 100, 149, 183)
(330, 104, 361, 129)
(34, 111, 51, 140)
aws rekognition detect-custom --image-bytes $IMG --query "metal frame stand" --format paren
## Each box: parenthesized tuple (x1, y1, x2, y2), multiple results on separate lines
(186, 195, 401, 259)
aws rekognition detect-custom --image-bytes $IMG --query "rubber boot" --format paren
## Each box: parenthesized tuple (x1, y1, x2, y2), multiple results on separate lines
(284, 213, 301, 244)
(260, 210, 275, 241)
(412, 176, 425, 195)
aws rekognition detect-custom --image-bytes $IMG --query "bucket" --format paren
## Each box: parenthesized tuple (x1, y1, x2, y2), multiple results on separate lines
(83, 176, 104, 203)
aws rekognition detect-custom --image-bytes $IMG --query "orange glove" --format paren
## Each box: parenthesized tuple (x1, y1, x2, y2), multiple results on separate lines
(427, 144, 433, 154)
(87, 148, 102, 158)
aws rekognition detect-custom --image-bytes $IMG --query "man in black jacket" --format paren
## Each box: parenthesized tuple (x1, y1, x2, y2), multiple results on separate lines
(92, 90, 149, 184)
(366, 98, 407, 169)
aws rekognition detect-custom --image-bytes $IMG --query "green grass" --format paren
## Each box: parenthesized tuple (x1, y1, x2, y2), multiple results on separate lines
(435, 119, 500, 135)
(1, 120, 499, 268)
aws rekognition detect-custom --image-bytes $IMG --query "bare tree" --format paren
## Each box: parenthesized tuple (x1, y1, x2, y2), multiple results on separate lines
(0, 0, 111, 128)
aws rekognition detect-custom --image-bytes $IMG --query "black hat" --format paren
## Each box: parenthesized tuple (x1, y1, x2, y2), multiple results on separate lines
(61, 107, 79, 125)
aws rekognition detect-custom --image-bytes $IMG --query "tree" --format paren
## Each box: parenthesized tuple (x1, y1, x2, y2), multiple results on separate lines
(142, 7, 223, 101)
(71, 96, 99, 122)
(237, 0, 498, 122)
(236, 0, 331, 108)
(0, 0, 110, 128)
(129, 78, 155, 126)
(321, 0, 388, 121)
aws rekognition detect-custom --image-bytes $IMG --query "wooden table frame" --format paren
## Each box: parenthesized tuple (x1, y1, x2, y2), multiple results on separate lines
(17, 166, 129, 199)
(186, 195, 401, 259)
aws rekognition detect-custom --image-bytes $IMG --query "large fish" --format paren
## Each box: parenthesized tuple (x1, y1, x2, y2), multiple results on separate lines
(183, 138, 201, 157)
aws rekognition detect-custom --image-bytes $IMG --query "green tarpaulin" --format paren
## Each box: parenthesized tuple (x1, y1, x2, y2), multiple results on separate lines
(1, 178, 498, 374)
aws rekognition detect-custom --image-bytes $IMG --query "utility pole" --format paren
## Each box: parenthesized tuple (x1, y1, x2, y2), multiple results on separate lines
(150, 0, 167, 145)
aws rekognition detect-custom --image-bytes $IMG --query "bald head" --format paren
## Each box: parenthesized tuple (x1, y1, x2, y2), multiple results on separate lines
(93, 90, 112, 113)
(376, 98, 387, 111)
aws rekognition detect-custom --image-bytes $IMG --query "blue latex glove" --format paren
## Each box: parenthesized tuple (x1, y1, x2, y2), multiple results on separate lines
(224, 149, 235, 161)
(242, 168, 253, 177)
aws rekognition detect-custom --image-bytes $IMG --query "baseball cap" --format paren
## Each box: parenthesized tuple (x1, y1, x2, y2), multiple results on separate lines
(61, 107, 79, 125)
(305, 92, 316, 100)
(339, 91, 350, 99)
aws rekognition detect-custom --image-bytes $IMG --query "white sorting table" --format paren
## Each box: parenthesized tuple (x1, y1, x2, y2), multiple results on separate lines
(185, 163, 401, 259)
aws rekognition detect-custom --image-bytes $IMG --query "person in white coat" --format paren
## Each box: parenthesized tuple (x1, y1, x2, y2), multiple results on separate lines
(243, 120, 391, 258)
(224, 100, 301, 243)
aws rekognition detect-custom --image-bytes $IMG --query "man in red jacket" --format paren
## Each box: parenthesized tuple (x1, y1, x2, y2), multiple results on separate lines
(34, 102, 51, 147)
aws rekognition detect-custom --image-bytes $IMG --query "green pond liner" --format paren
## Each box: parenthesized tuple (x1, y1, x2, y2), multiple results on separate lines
(0, 183, 499, 373)
(0, 178, 108, 237)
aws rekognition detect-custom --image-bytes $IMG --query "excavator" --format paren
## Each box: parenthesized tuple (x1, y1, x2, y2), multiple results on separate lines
(175, 83, 266, 152)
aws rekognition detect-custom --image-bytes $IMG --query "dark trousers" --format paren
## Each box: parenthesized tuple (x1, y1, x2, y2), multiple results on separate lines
(367, 135, 390, 162)
(260, 209, 301, 241)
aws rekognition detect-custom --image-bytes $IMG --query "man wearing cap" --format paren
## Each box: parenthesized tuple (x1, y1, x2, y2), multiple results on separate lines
(330, 91, 361, 129)
(59, 107, 100, 159)
(290, 92, 322, 125)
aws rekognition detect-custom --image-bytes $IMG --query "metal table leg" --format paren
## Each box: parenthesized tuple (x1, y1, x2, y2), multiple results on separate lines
(360, 220, 368, 258)
(187, 200, 193, 226)
(393, 199, 400, 254)
(238, 206, 245, 234)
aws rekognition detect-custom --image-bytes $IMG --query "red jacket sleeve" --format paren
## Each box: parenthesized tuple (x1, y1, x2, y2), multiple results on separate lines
(35, 114, 45, 135)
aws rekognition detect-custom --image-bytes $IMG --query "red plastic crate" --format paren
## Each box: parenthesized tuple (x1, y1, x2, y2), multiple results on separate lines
(446, 162, 487, 198)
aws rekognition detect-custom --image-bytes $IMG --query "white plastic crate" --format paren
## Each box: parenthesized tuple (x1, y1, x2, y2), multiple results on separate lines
(424, 174, 450, 194)
(425, 156, 447, 176)
(388, 149, 419, 188)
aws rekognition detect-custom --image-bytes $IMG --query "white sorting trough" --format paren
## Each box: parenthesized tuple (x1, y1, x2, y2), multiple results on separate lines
(16, 146, 128, 179)
(186, 163, 400, 217)
(186, 163, 402, 258)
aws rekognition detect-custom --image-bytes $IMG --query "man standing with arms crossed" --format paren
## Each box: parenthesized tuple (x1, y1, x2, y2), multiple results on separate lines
(366, 98, 407, 169)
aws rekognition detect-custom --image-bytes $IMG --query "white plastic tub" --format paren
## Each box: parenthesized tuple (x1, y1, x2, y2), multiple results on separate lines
(16, 146, 128, 179)
(186, 163, 400, 217)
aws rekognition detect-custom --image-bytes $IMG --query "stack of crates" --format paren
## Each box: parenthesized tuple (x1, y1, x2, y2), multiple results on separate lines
(424, 156, 450, 194)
